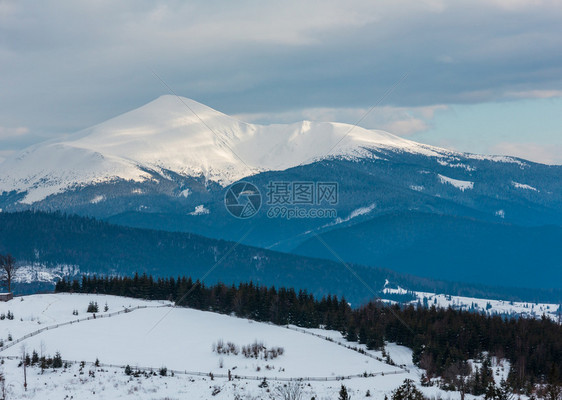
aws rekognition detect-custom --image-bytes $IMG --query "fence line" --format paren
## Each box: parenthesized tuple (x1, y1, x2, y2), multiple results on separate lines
(0, 354, 406, 382)
(283, 325, 411, 374)
(0, 303, 172, 352)
(1, 300, 410, 382)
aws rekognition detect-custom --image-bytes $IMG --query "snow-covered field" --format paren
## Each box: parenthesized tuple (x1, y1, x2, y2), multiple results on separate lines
(383, 284, 562, 321)
(2, 305, 399, 379)
(437, 174, 474, 191)
(13, 263, 81, 285)
(0, 293, 170, 343)
(0, 293, 480, 399)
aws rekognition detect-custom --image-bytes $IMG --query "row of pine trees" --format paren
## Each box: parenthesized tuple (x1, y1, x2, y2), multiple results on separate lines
(55, 274, 562, 396)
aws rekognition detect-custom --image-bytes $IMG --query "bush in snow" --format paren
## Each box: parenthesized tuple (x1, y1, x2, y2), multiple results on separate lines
(87, 301, 99, 313)
(1, 311, 14, 320)
(275, 382, 303, 400)
(52, 352, 63, 368)
(241, 341, 284, 360)
(213, 339, 285, 360)
(31, 350, 39, 364)
(212, 339, 239, 356)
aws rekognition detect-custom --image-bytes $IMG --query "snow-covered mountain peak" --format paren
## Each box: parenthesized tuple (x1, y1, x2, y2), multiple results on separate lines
(0, 95, 459, 203)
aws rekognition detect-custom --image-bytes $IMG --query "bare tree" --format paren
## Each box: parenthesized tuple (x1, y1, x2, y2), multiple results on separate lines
(0, 254, 17, 293)
(21, 344, 27, 392)
(275, 382, 303, 400)
(443, 361, 471, 400)
(0, 369, 6, 400)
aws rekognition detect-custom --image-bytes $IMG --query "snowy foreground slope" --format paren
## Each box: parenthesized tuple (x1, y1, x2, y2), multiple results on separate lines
(0, 293, 494, 399)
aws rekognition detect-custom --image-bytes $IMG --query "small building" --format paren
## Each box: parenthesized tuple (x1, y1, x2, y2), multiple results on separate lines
(0, 292, 13, 302)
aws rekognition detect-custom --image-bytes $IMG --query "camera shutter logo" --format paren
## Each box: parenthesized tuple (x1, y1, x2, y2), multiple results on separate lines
(224, 182, 262, 218)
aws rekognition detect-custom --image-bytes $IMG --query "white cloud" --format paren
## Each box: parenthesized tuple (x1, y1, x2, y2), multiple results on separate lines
(490, 142, 562, 165)
(504, 90, 562, 100)
(0, 126, 29, 139)
(234, 105, 447, 137)
(488, 0, 550, 11)
(0, 0, 562, 154)
(383, 118, 429, 136)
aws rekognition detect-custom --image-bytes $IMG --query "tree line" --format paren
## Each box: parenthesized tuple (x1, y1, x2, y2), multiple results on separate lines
(55, 274, 562, 397)
(4, 210, 562, 304)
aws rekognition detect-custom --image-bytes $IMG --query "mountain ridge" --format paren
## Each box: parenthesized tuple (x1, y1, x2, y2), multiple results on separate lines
(0, 95, 525, 204)
(2, 210, 561, 303)
(293, 210, 562, 289)
(1, 97, 561, 296)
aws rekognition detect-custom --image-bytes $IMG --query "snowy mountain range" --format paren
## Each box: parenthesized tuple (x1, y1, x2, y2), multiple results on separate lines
(0, 95, 453, 205)
(1, 96, 562, 293)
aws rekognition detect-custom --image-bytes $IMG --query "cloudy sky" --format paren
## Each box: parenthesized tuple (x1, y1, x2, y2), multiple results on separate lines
(1, 0, 562, 163)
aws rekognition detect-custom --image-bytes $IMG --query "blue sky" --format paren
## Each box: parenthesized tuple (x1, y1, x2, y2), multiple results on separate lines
(412, 98, 562, 164)
(1, 0, 561, 163)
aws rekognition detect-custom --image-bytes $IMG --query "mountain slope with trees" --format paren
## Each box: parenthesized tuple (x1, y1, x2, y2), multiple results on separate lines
(2, 211, 562, 303)
(293, 211, 562, 289)
(56, 274, 562, 397)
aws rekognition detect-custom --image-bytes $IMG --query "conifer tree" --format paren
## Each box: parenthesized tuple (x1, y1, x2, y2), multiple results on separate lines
(391, 379, 425, 400)
(497, 379, 514, 400)
(31, 350, 39, 365)
(339, 384, 351, 400)
(52, 352, 63, 368)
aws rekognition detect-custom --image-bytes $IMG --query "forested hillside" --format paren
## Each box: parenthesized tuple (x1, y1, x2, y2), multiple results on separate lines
(56, 274, 562, 397)
(2, 211, 562, 303)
